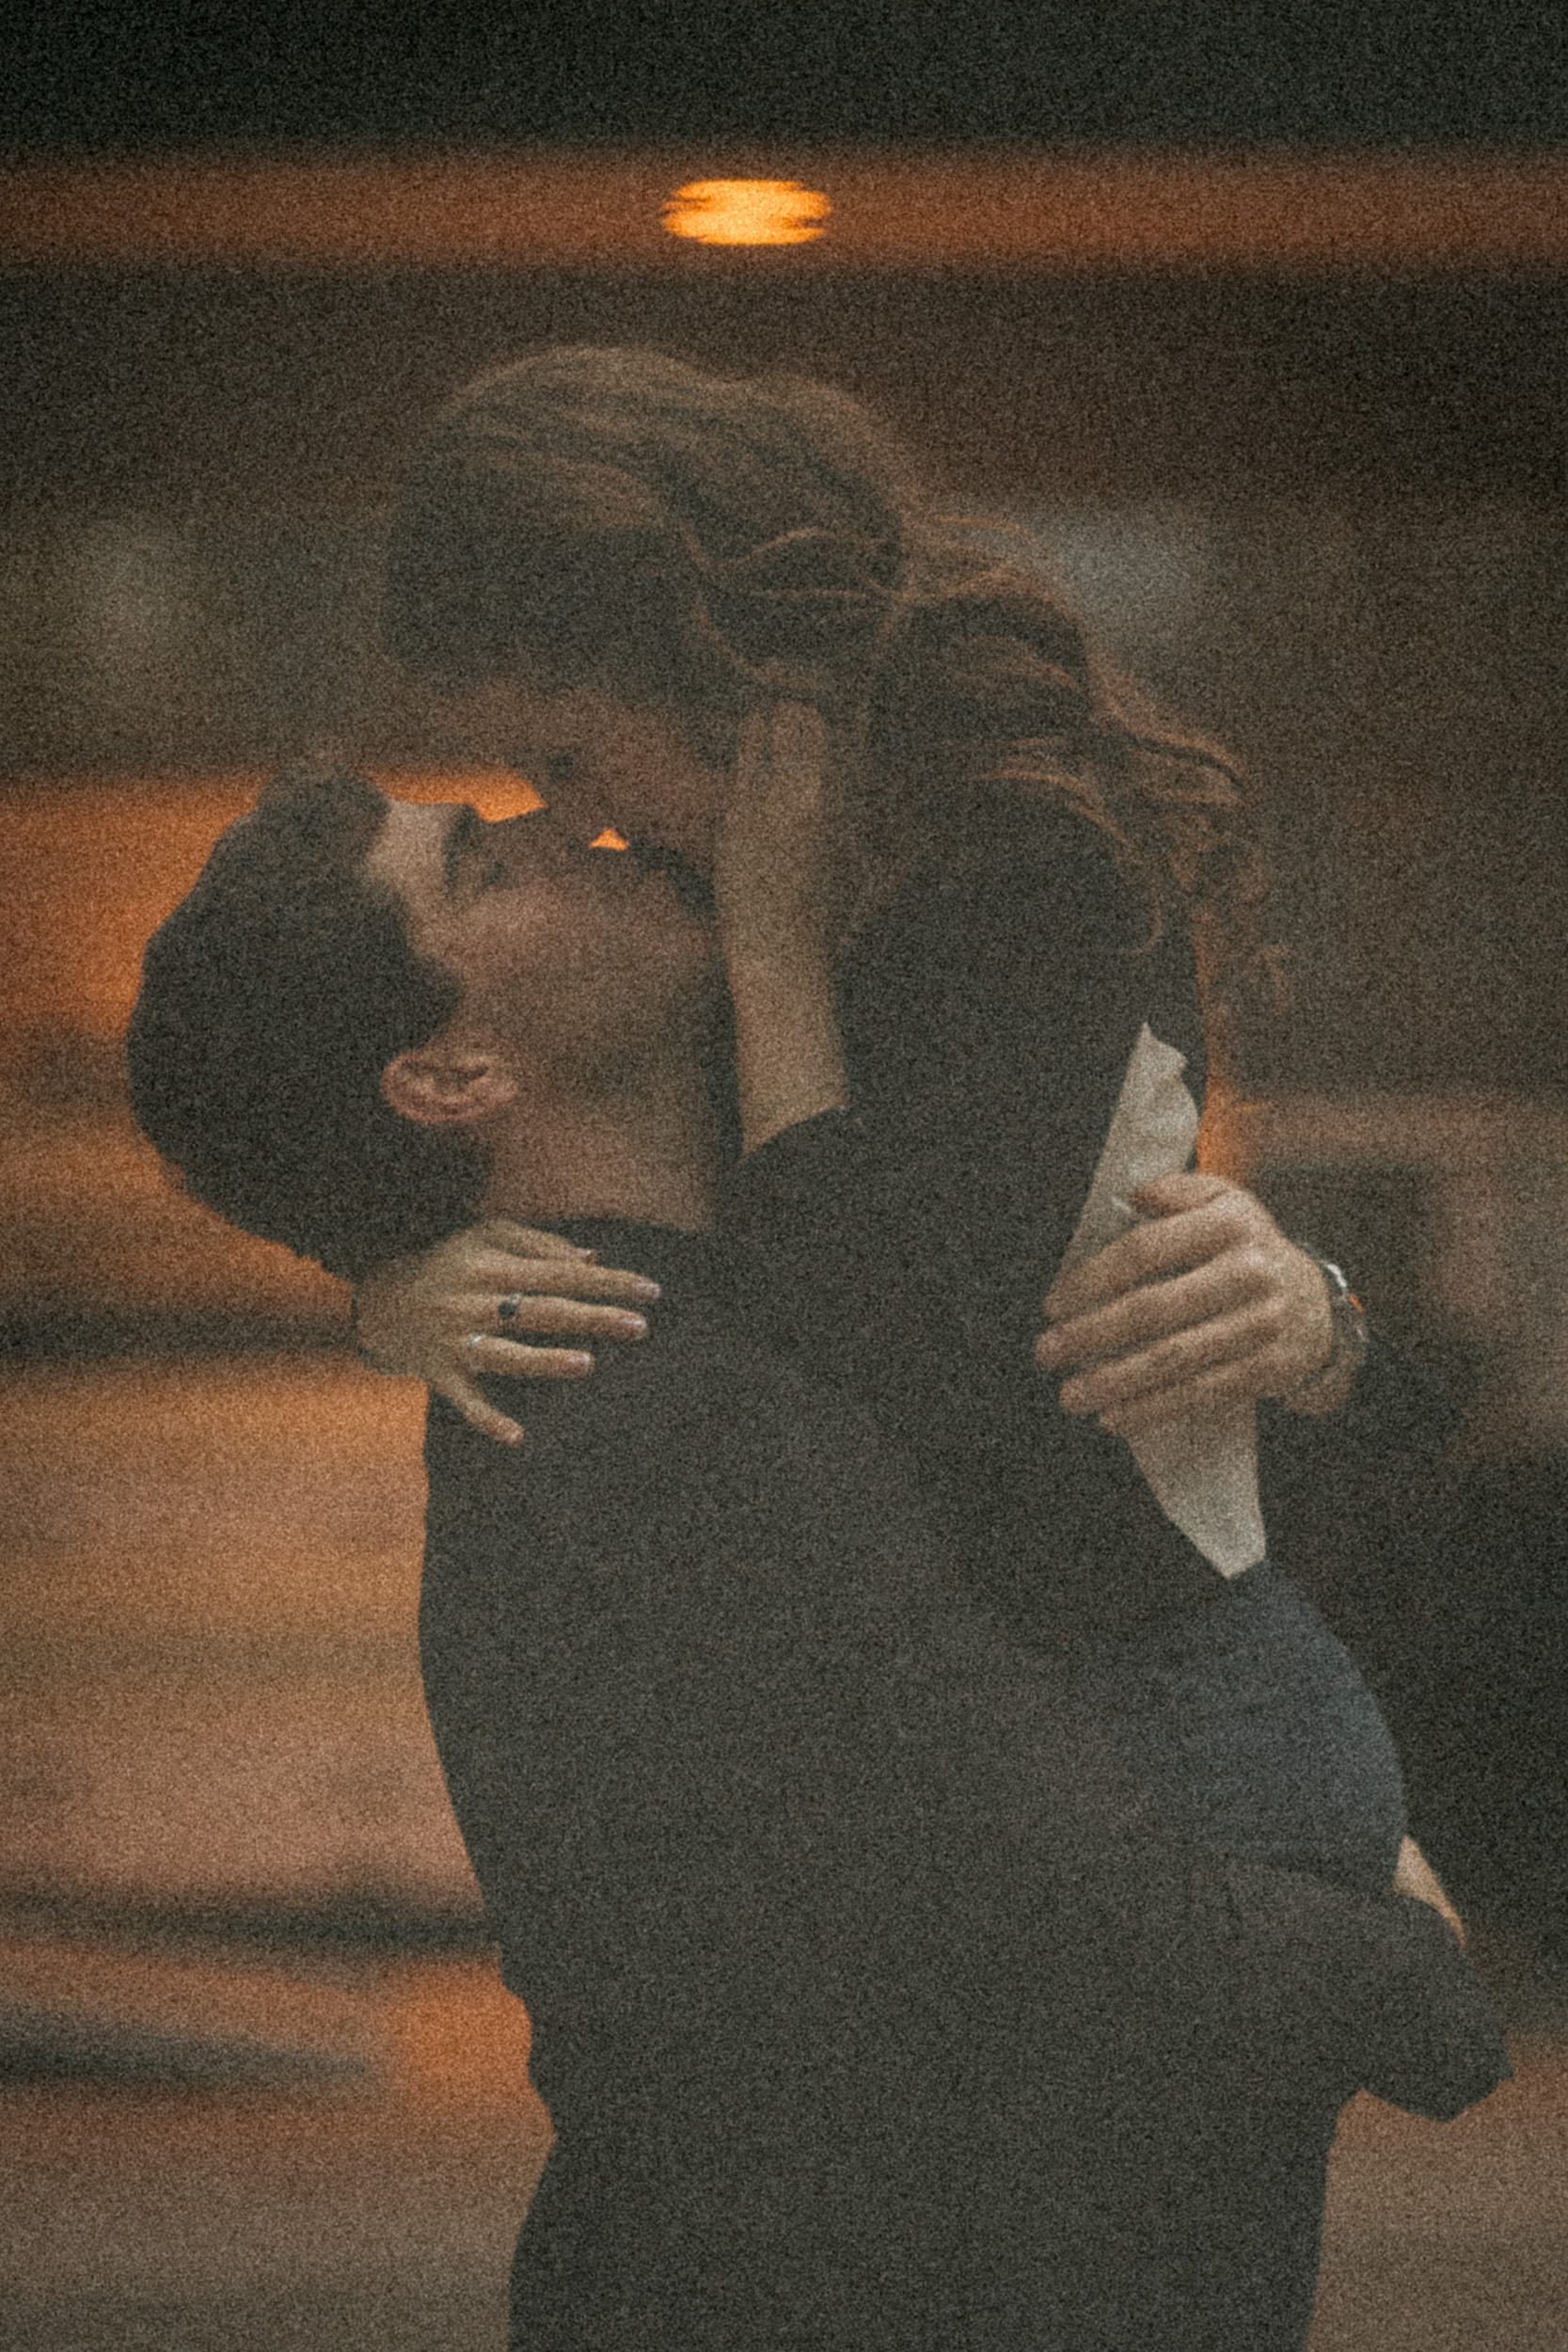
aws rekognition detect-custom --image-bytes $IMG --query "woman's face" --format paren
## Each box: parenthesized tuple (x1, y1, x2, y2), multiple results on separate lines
(366, 794, 720, 1085)
(440, 674, 731, 876)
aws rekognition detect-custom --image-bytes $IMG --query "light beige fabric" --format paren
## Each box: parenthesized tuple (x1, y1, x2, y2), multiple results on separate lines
(1056, 1024, 1266, 1579)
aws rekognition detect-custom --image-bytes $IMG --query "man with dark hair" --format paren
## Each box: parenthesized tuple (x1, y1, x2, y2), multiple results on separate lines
(128, 772, 1505, 2350)
(128, 766, 482, 1279)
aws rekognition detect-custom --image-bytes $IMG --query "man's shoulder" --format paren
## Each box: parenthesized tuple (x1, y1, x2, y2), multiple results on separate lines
(421, 1306, 905, 1547)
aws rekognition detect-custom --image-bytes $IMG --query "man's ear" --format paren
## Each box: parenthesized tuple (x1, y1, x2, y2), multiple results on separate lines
(381, 1042, 518, 1128)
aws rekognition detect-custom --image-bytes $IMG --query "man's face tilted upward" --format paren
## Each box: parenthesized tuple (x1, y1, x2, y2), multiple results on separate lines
(123, 765, 721, 1279)
(364, 795, 720, 1101)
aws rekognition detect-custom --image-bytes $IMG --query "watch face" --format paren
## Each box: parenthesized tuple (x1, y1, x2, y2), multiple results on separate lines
(1289, 1252, 1370, 1395)
(1322, 1262, 1370, 1363)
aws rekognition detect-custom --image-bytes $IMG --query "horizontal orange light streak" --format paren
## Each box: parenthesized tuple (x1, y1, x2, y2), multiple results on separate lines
(662, 178, 832, 246)
(0, 771, 541, 1043)
(0, 151, 1563, 272)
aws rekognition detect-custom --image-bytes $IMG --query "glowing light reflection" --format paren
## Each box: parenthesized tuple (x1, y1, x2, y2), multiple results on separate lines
(662, 180, 831, 246)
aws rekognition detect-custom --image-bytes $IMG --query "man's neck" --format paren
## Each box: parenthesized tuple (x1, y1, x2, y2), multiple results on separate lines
(480, 1057, 721, 1233)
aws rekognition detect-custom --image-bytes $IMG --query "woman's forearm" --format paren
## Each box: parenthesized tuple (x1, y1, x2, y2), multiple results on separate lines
(715, 703, 848, 1157)
(727, 951, 848, 1157)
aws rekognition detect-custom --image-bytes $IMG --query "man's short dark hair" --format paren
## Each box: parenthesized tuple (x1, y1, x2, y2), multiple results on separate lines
(126, 769, 483, 1281)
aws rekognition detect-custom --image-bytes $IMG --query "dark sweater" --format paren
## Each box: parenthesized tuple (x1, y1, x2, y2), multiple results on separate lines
(722, 798, 1460, 1645)
(420, 1218, 1506, 2350)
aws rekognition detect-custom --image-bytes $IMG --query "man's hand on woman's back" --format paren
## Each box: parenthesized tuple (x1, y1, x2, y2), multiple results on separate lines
(1037, 1175, 1340, 1435)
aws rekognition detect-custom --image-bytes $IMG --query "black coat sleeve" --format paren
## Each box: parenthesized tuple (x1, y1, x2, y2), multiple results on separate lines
(723, 804, 1224, 1636)
(723, 803, 1463, 1631)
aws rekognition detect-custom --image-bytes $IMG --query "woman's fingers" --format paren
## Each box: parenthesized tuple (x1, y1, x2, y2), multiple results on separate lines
(430, 1374, 529, 1448)
(457, 1292, 651, 1345)
(463, 1335, 597, 1380)
(432, 1333, 603, 1450)
(462, 1251, 662, 1307)
(354, 1227, 661, 1385)
(433, 1217, 664, 1305)
(419, 1293, 649, 1456)
(464, 1218, 597, 1261)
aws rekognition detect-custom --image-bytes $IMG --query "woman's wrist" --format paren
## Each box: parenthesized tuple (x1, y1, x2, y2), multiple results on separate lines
(731, 1000, 847, 1154)
(728, 946, 847, 1155)
(721, 923, 832, 991)
(351, 1259, 418, 1375)
(738, 1084, 849, 1156)
(736, 1026, 848, 1153)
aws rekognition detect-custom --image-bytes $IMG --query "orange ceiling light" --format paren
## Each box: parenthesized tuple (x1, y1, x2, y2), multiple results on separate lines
(661, 179, 832, 246)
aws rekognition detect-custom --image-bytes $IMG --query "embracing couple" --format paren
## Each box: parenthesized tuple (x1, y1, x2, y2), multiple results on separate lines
(128, 349, 1505, 2349)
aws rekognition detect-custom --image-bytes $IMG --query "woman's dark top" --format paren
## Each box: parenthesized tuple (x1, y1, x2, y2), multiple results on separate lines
(722, 794, 1459, 1646)
(420, 1217, 1506, 2348)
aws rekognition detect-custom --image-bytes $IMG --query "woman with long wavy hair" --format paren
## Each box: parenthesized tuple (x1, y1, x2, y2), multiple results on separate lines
(352, 346, 1469, 2343)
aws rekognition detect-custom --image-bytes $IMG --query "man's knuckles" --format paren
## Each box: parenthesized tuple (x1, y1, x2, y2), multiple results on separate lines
(1249, 1285, 1291, 1338)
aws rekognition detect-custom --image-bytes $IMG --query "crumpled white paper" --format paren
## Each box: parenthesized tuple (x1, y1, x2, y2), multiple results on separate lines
(1055, 1024, 1266, 1579)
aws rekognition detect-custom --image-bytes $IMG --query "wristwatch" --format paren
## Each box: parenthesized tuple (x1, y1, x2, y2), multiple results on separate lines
(1284, 1253, 1370, 1410)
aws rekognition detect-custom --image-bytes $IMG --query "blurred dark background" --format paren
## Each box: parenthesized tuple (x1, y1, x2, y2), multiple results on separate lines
(5, 0, 1565, 151)
(1, 8, 1565, 2345)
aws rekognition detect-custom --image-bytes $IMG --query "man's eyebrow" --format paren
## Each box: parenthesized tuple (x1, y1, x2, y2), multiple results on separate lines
(442, 805, 483, 896)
